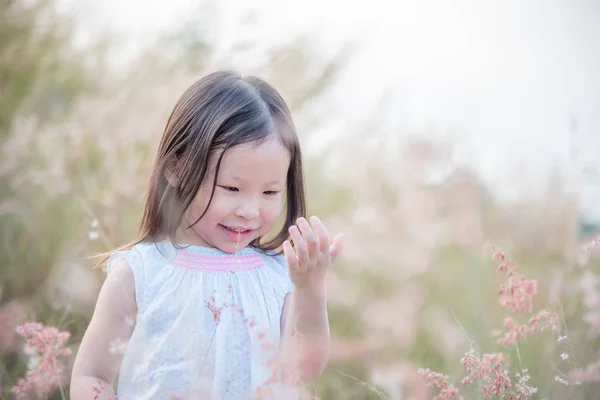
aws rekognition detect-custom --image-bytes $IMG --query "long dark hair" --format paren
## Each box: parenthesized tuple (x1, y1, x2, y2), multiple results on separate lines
(101, 70, 306, 263)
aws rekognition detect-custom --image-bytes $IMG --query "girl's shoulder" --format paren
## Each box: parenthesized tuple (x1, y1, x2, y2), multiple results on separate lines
(106, 241, 176, 274)
(105, 241, 178, 312)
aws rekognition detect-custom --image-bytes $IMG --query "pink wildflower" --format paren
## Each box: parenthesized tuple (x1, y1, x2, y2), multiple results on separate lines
(460, 352, 512, 399)
(488, 246, 560, 346)
(582, 235, 600, 254)
(417, 368, 460, 400)
(92, 379, 104, 400)
(498, 274, 538, 313)
(246, 318, 299, 398)
(579, 270, 600, 338)
(10, 322, 71, 399)
(490, 245, 517, 276)
(495, 311, 560, 347)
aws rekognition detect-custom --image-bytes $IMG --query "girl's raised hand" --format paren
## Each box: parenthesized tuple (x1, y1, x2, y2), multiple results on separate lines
(283, 216, 343, 290)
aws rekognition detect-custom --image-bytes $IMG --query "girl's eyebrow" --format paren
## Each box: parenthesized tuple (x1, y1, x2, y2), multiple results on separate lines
(230, 176, 283, 185)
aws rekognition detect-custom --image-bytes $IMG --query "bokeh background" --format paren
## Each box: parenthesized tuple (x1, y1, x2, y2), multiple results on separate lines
(1, 0, 600, 398)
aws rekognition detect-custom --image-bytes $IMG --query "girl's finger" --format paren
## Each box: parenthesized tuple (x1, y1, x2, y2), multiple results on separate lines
(309, 216, 330, 254)
(329, 233, 344, 263)
(289, 225, 309, 270)
(283, 240, 299, 272)
(296, 217, 318, 260)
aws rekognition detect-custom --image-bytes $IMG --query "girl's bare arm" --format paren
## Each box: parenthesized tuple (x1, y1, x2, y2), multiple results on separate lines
(279, 216, 343, 383)
(70, 259, 136, 399)
(280, 285, 330, 383)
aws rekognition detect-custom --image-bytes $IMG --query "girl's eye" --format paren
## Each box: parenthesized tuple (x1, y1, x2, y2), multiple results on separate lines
(223, 186, 238, 192)
(264, 191, 279, 196)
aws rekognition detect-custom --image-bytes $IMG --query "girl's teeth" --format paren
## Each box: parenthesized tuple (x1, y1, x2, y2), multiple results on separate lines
(227, 227, 247, 233)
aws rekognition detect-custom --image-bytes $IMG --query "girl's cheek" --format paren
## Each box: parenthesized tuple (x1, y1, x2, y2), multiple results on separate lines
(187, 194, 212, 221)
(267, 204, 284, 225)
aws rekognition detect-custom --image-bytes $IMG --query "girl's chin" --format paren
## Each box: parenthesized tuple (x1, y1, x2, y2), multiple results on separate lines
(216, 241, 253, 254)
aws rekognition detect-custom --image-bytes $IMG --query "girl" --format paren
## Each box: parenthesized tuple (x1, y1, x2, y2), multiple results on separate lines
(70, 71, 343, 399)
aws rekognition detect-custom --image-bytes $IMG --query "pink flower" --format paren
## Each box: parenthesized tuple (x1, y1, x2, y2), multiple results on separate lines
(420, 246, 556, 400)
(490, 246, 517, 276)
(460, 352, 513, 399)
(417, 368, 460, 400)
(498, 274, 538, 313)
(582, 235, 600, 255)
(495, 311, 560, 347)
(92, 379, 104, 400)
(10, 322, 71, 399)
(488, 246, 560, 346)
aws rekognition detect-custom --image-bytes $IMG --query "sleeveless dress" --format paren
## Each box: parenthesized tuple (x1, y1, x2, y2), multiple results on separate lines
(106, 240, 294, 399)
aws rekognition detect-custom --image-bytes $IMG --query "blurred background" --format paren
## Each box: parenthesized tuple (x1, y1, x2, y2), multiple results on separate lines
(1, 0, 600, 398)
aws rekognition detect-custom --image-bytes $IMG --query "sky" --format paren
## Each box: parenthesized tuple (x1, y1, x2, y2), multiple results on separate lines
(58, 0, 600, 215)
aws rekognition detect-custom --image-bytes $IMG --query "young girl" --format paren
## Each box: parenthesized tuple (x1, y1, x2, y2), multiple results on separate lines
(70, 70, 343, 399)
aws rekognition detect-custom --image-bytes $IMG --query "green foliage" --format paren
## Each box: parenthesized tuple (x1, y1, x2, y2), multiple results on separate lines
(0, 0, 87, 134)
(0, 1, 93, 397)
(0, 0, 91, 300)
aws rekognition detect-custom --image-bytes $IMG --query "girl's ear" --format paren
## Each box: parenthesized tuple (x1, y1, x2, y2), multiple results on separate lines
(165, 158, 180, 188)
(165, 169, 179, 188)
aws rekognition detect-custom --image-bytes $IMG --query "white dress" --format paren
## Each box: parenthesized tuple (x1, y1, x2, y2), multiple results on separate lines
(106, 240, 294, 399)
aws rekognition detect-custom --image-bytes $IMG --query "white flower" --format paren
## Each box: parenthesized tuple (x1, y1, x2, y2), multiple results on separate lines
(554, 376, 570, 386)
(88, 231, 99, 241)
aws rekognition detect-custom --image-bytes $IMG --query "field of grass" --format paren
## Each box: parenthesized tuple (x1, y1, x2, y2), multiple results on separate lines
(1, 1, 599, 399)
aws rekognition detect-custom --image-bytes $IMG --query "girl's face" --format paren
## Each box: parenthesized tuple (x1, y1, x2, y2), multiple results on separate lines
(177, 136, 290, 253)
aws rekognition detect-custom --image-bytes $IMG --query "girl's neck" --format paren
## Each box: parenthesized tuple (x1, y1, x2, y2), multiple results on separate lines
(159, 239, 257, 257)
(173, 227, 212, 249)
(158, 233, 255, 256)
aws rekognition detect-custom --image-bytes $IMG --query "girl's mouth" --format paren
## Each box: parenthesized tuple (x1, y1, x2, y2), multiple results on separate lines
(220, 225, 254, 241)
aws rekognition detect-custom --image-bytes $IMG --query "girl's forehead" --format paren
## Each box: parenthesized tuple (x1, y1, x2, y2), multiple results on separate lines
(217, 138, 290, 179)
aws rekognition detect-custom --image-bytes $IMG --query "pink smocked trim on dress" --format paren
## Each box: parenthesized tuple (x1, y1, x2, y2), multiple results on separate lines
(171, 251, 265, 272)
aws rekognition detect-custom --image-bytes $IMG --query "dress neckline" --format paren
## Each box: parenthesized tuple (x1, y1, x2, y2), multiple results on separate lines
(156, 239, 259, 257)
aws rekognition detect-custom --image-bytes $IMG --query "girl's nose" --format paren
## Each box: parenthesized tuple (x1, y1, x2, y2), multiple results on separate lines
(234, 200, 260, 220)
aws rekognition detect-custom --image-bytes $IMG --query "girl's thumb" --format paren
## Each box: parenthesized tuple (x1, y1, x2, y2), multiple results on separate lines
(329, 233, 344, 262)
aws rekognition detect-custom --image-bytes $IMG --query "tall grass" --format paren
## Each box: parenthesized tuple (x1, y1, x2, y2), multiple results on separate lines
(1, 1, 599, 398)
